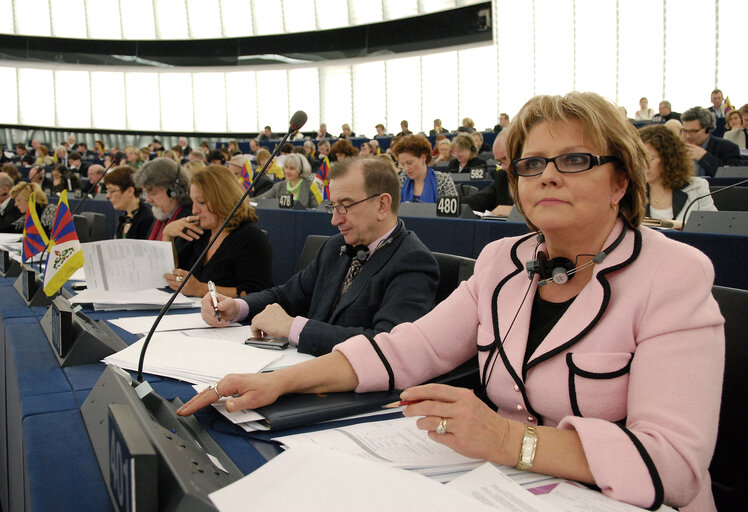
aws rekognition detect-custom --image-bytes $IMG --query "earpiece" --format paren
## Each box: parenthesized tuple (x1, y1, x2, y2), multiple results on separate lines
(340, 244, 370, 261)
(167, 167, 181, 198)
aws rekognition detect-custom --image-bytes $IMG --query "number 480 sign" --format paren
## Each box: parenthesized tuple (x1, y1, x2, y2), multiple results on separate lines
(436, 195, 461, 217)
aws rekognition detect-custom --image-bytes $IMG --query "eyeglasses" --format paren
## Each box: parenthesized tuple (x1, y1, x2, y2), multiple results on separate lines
(682, 127, 705, 135)
(324, 193, 381, 214)
(511, 153, 620, 177)
(105, 188, 121, 195)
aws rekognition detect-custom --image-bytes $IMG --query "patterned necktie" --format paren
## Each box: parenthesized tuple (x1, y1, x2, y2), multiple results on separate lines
(340, 258, 363, 295)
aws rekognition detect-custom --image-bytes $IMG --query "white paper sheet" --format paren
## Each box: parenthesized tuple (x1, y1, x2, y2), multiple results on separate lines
(541, 483, 676, 512)
(80, 239, 175, 292)
(208, 444, 497, 512)
(103, 333, 282, 384)
(181, 325, 254, 342)
(69, 287, 197, 310)
(108, 312, 237, 334)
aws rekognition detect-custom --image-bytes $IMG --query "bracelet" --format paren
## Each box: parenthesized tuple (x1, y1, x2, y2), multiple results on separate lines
(515, 424, 538, 471)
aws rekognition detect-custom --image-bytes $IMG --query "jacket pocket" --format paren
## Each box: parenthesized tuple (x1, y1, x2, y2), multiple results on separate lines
(566, 352, 633, 421)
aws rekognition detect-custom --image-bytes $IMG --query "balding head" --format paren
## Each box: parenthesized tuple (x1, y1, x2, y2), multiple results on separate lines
(0, 172, 13, 202)
(493, 130, 508, 170)
(88, 164, 105, 181)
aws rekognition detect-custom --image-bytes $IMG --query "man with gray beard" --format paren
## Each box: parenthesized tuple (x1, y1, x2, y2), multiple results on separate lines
(134, 157, 192, 241)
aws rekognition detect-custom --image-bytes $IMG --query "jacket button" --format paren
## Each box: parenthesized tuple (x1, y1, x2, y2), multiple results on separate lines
(516, 404, 524, 411)
(513, 384, 520, 392)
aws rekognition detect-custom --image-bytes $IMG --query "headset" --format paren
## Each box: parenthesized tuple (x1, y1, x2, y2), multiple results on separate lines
(166, 164, 181, 198)
(339, 219, 405, 262)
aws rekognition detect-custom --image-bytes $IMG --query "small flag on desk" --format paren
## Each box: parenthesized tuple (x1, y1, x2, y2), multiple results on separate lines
(21, 191, 49, 263)
(315, 155, 331, 201)
(43, 190, 84, 296)
(240, 158, 253, 190)
(724, 96, 734, 114)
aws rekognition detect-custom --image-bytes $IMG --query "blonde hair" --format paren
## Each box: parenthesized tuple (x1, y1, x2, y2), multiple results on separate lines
(190, 166, 257, 231)
(505, 91, 647, 229)
(11, 181, 49, 206)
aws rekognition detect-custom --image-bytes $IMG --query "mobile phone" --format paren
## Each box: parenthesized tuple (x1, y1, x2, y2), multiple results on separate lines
(244, 336, 289, 350)
(71, 283, 87, 290)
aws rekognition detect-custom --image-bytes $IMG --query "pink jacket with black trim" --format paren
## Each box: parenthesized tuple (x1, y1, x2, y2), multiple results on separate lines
(335, 221, 724, 511)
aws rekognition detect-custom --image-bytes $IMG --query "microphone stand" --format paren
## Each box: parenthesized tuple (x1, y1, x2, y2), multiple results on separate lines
(136, 111, 307, 381)
(680, 177, 748, 231)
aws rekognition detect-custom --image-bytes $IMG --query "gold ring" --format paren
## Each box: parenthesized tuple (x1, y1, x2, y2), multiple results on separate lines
(436, 417, 447, 435)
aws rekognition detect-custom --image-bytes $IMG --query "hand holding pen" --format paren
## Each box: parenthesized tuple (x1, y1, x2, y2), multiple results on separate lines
(208, 280, 222, 323)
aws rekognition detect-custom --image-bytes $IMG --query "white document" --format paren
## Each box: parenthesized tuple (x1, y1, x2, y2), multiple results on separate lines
(208, 444, 497, 512)
(103, 333, 282, 384)
(0, 233, 22, 244)
(541, 483, 676, 512)
(108, 312, 238, 334)
(447, 462, 564, 511)
(70, 287, 196, 310)
(182, 325, 255, 342)
(80, 239, 175, 292)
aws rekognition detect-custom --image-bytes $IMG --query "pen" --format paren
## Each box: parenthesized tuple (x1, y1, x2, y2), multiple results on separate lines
(208, 280, 222, 322)
(383, 399, 424, 409)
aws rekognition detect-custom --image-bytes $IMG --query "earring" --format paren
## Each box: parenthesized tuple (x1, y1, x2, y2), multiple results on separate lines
(610, 202, 618, 211)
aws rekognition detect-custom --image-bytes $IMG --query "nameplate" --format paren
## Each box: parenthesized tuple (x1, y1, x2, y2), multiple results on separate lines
(436, 195, 462, 218)
(0, 249, 11, 274)
(21, 266, 38, 301)
(51, 296, 74, 358)
(469, 168, 485, 179)
(278, 193, 294, 209)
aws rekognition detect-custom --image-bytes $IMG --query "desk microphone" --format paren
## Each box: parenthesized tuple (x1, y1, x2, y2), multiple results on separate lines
(680, 178, 748, 231)
(136, 110, 308, 381)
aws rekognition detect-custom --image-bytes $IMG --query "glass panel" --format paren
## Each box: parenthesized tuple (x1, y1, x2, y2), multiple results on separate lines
(617, 0, 663, 113)
(91, 71, 126, 130)
(121, 0, 156, 39)
(386, 56, 421, 133)
(664, 0, 715, 112)
(193, 73, 227, 133)
(316, 0, 349, 30)
(0, 0, 13, 34)
(283, 0, 317, 32)
(574, 0, 617, 103)
(155, 0, 189, 39)
(125, 73, 160, 130)
(717, 0, 747, 109)
(226, 71, 259, 132)
(18, 68, 54, 126)
(50, 0, 87, 38)
(352, 61, 386, 139)
(420, 0, 457, 14)
(534, 0, 574, 97)
(252, 0, 284, 35)
(55, 70, 91, 128)
(349, 0, 383, 25)
(288, 68, 320, 134)
(86, 0, 122, 39)
(256, 70, 290, 133)
(0, 67, 19, 124)
(421, 51, 458, 133)
(496, 0, 534, 118)
(458, 45, 497, 131)
(320, 65, 353, 137)
(383, 0, 418, 20)
(220, 0, 254, 37)
(14, 0, 51, 36)
(187, 0, 222, 39)
(160, 74, 194, 132)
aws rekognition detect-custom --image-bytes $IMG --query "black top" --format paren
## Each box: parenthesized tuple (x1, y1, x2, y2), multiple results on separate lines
(524, 291, 575, 368)
(116, 200, 154, 240)
(465, 170, 514, 212)
(51, 174, 82, 195)
(0, 199, 22, 233)
(177, 220, 273, 296)
(447, 157, 488, 173)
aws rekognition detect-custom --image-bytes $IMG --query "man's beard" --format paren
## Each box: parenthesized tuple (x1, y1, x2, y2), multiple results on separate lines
(152, 206, 169, 220)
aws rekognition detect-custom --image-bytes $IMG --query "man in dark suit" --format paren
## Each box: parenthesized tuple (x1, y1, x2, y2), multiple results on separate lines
(652, 100, 681, 122)
(429, 118, 448, 136)
(465, 130, 514, 216)
(682, 106, 743, 177)
(67, 151, 90, 178)
(201, 157, 440, 356)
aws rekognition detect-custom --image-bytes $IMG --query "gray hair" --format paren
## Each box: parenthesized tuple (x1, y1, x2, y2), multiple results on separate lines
(135, 157, 191, 202)
(283, 153, 311, 179)
(659, 100, 672, 110)
(0, 172, 13, 190)
(682, 106, 716, 130)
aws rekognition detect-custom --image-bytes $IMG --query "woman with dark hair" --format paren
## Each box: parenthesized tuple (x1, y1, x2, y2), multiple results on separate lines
(392, 134, 457, 203)
(330, 139, 358, 161)
(181, 92, 723, 512)
(134, 157, 192, 241)
(51, 164, 82, 194)
(103, 165, 154, 239)
(639, 124, 716, 229)
(162, 165, 272, 297)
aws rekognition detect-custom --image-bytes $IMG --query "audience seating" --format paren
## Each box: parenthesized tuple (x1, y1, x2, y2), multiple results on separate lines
(432, 252, 477, 305)
(709, 285, 748, 511)
(294, 235, 330, 273)
(71, 215, 91, 243)
(709, 186, 748, 212)
(478, 151, 494, 162)
(78, 212, 107, 242)
(715, 166, 748, 178)
(455, 183, 478, 200)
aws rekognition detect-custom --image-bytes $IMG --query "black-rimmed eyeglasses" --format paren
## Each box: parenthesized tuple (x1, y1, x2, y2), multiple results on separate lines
(511, 153, 620, 177)
(324, 193, 381, 214)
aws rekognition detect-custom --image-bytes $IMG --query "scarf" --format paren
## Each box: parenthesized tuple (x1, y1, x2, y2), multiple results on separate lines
(401, 168, 438, 203)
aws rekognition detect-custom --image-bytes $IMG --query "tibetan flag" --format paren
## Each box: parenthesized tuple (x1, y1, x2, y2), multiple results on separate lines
(315, 155, 331, 201)
(240, 158, 253, 190)
(311, 176, 324, 206)
(21, 191, 49, 263)
(724, 96, 734, 114)
(43, 190, 84, 296)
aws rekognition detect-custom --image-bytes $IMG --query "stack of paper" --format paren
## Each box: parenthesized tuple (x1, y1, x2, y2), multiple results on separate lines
(70, 287, 200, 311)
(108, 312, 237, 334)
(103, 333, 282, 384)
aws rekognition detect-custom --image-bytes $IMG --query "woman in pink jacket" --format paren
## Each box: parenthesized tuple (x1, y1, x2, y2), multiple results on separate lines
(180, 92, 724, 511)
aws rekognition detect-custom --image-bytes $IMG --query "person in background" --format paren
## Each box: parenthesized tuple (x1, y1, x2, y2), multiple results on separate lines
(258, 153, 319, 208)
(35, 145, 53, 166)
(259, 126, 273, 142)
(180, 92, 724, 512)
(256, 148, 285, 181)
(339, 124, 356, 139)
(317, 123, 333, 140)
(652, 100, 681, 122)
(396, 120, 413, 137)
(724, 110, 742, 132)
(27, 166, 52, 191)
(447, 133, 488, 174)
(94, 140, 106, 158)
(189, 148, 207, 163)
(53, 146, 68, 167)
(0, 172, 22, 232)
(635, 97, 655, 120)
(227, 155, 272, 196)
(465, 130, 514, 216)
(664, 119, 684, 139)
(67, 151, 89, 177)
(124, 145, 143, 169)
(134, 157, 192, 241)
(393, 134, 457, 203)
(85, 164, 106, 195)
(162, 165, 273, 298)
(368, 139, 380, 155)
(681, 106, 742, 177)
(6, 182, 56, 233)
(51, 164, 82, 195)
(374, 123, 388, 138)
(723, 103, 747, 150)
(248, 138, 260, 157)
(708, 89, 726, 119)
(207, 150, 226, 166)
(493, 113, 510, 133)
(178, 136, 191, 157)
(193, 157, 439, 356)
(472, 131, 491, 153)
(359, 141, 373, 157)
(103, 165, 154, 240)
(331, 139, 358, 162)
(182, 160, 206, 178)
(227, 140, 241, 156)
(429, 138, 453, 166)
(459, 117, 475, 133)
(1, 164, 21, 183)
(429, 118, 448, 136)
(640, 124, 717, 229)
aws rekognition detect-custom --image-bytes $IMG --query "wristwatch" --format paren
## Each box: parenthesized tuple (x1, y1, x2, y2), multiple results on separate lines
(515, 424, 538, 471)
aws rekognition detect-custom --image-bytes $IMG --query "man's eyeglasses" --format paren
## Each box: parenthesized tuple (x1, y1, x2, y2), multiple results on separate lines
(511, 153, 620, 177)
(324, 193, 381, 214)
(682, 127, 706, 135)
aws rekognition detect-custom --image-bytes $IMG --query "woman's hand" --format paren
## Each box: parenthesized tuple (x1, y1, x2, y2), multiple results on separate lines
(163, 269, 206, 296)
(176, 372, 284, 416)
(163, 216, 203, 242)
(401, 383, 521, 464)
